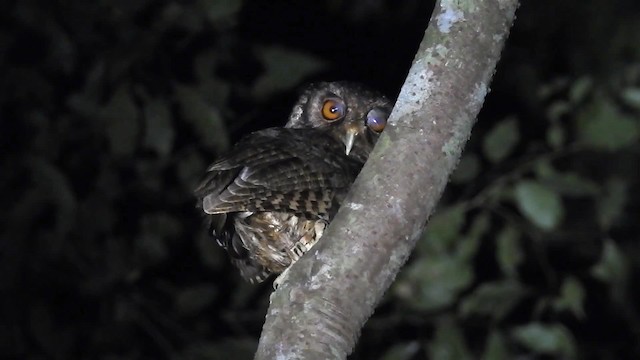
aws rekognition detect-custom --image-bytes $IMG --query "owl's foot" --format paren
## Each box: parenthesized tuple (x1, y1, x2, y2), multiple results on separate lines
(273, 220, 328, 290)
(273, 267, 290, 289)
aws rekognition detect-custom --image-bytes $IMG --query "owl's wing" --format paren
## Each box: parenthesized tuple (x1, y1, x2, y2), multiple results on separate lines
(194, 127, 363, 218)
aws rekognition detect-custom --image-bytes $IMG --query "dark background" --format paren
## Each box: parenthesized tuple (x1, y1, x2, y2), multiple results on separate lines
(1, 0, 640, 359)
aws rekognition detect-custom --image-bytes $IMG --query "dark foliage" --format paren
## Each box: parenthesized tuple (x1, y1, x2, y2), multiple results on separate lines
(1, 0, 639, 359)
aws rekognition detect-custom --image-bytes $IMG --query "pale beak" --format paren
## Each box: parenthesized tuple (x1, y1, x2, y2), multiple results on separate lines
(343, 127, 358, 155)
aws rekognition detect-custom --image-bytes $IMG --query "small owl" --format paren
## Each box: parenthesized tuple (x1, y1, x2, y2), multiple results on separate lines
(194, 82, 392, 284)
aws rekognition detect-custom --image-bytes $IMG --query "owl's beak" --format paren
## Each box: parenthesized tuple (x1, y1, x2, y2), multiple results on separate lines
(343, 127, 358, 156)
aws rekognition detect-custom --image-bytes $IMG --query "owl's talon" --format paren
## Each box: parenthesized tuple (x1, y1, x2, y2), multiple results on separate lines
(273, 267, 291, 289)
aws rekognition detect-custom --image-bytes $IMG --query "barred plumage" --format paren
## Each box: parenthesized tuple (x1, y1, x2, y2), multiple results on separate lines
(195, 82, 392, 283)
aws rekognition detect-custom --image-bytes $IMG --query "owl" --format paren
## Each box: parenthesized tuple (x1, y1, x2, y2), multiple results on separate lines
(194, 82, 392, 284)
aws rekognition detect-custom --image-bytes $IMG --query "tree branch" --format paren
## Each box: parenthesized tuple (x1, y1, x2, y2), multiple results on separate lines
(255, 1, 519, 359)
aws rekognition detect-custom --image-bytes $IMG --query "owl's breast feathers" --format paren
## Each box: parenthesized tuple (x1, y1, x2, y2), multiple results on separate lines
(194, 128, 364, 282)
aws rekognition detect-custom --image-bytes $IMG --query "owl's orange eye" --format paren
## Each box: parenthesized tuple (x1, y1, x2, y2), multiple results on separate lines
(366, 108, 388, 133)
(321, 98, 346, 121)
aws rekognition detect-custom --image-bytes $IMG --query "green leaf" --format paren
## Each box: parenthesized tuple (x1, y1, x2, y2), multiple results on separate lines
(428, 318, 472, 360)
(451, 153, 481, 184)
(620, 87, 640, 111)
(27, 158, 77, 240)
(175, 85, 230, 152)
(199, 0, 242, 24)
(252, 46, 325, 99)
(482, 331, 509, 360)
(542, 172, 600, 198)
(591, 239, 628, 284)
(182, 338, 256, 360)
(143, 99, 174, 157)
(460, 280, 528, 321)
(176, 149, 207, 190)
(568, 76, 593, 104)
(597, 178, 628, 230)
(395, 255, 473, 312)
(537, 77, 569, 100)
(496, 224, 523, 277)
(546, 101, 571, 122)
(458, 212, 490, 261)
(577, 98, 639, 151)
(512, 323, 576, 359)
(532, 159, 556, 179)
(175, 284, 218, 315)
(591, 239, 630, 304)
(514, 180, 564, 230)
(136, 213, 183, 266)
(380, 342, 420, 360)
(552, 277, 586, 319)
(482, 117, 520, 163)
(420, 206, 466, 254)
(546, 122, 565, 149)
(102, 85, 139, 156)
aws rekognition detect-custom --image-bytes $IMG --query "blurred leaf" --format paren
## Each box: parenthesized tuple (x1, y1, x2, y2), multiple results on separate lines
(552, 277, 586, 319)
(428, 318, 473, 360)
(514, 180, 564, 230)
(460, 280, 528, 321)
(620, 87, 640, 110)
(546, 122, 565, 149)
(175, 85, 230, 152)
(380, 341, 420, 360)
(419, 206, 466, 254)
(451, 153, 481, 184)
(577, 97, 639, 151)
(176, 148, 208, 191)
(192, 51, 231, 108)
(196, 230, 226, 270)
(199, 0, 242, 24)
(27, 157, 77, 242)
(496, 224, 522, 278)
(142, 99, 174, 157)
(137, 213, 182, 265)
(399, 209, 485, 311)
(596, 178, 628, 230)
(134, 159, 163, 192)
(568, 76, 593, 104)
(591, 239, 629, 285)
(537, 77, 569, 100)
(175, 284, 218, 315)
(102, 85, 140, 156)
(30, 302, 74, 356)
(395, 254, 473, 312)
(458, 211, 490, 261)
(541, 171, 600, 198)
(182, 338, 256, 360)
(532, 158, 556, 179)
(482, 117, 520, 163)
(252, 46, 325, 99)
(482, 331, 509, 360)
(512, 323, 576, 359)
(136, 234, 169, 266)
(546, 101, 571, 122)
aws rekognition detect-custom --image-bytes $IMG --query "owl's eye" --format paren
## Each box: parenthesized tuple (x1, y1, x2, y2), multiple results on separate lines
(366, 108, 388, 133)
(321, 98, 346, 121)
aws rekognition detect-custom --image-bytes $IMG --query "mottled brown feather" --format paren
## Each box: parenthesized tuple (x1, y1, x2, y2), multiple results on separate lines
(195, 82, 392, 283)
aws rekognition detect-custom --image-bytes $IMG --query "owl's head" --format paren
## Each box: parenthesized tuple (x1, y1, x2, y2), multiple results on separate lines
(285, 82, 393, 163)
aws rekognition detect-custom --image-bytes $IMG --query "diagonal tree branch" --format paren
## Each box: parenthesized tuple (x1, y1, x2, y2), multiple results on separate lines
(255, 1, 519, 359)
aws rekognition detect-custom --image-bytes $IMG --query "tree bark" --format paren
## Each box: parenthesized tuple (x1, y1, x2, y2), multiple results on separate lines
(254, 1, 519, 359)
